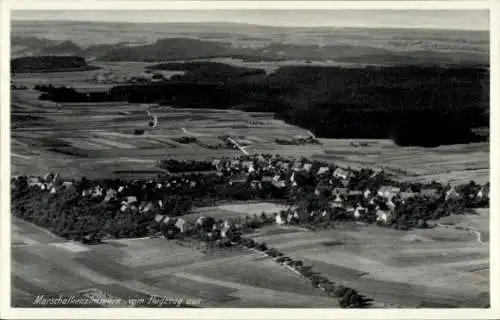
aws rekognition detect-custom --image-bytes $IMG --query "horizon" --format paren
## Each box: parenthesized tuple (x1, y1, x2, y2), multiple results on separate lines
(11, 9, 490, 31)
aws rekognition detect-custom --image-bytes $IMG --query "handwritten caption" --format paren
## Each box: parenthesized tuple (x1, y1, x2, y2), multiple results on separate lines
(33, 294, 203, 307)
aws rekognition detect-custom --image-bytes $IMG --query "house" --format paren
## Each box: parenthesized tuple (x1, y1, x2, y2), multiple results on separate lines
(242, 161, 254, 173)
(82, 189, 92, 197)
(221, 220, 235, 238)
(272, 179, 286, 188)
(49, 186, 57, 194)
(196, 216, 206, 227)
(120, 204, 128, 212)
(420, 188, 440, 199)
(317, 166, 329, 175)
(446, 186, 460, 201)
(163, 216, 176, 226)
(303, 163, 313, 172)
(363, 189, 372, 199)
(62, 181, 73, 187)
(333, 168, 351, 180)
(386, 198, 397, 212)
(230, 174, 247, 185)
(140, 202, 155, 213)
(155, 214, 165, 223)
(377, 186, 401, 199)
(124, 196, 138, 205)
(332, 187, 348, 197)
(175, 218, 188, 233)
(477, 184, 490, 199)
(353, 205, 367, 219)
(376, 210, 392, 224)
(28, 177, 41, 186)
(292, 162, 302, 171)
(399, 191, 415, 201)
(275, 212, 286, 225)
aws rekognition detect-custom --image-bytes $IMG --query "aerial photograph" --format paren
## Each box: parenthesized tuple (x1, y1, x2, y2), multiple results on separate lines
(9, 8, 490, 309)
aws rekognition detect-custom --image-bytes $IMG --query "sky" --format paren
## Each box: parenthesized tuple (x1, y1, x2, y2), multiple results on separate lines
(11, 9, 489, 31)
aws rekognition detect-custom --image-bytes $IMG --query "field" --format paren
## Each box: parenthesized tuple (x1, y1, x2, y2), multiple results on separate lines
(314, 139, 489, 185)
(11, 67, 489, 183)
(245, 209, 490, 308)
(11, 201, 489, 308)
(11, 64, 326, 180)
(10, 61, 490, 308)
(11, 217, 337, 308)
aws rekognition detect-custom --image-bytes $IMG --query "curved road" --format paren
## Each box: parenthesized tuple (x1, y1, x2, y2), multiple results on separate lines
(436, 223, 486, 245)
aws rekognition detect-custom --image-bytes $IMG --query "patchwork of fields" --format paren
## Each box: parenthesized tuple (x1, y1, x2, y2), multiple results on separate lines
(10, 63, 490, 308)
(11, 216, 338, 308)
(11, 202, 489, 308)
(11, 62, 489, 183)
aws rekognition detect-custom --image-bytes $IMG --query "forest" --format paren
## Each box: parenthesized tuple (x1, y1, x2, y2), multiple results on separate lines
(32, 63, 489, 147)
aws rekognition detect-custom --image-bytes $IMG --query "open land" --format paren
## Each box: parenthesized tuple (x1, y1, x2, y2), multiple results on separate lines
(11, 199, 489, 308)
(11, 62, 489, 184)
(10, 33, 490, 308)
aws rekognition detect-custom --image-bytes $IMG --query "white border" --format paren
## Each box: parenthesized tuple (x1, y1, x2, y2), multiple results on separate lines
(1, 1, 498, 319)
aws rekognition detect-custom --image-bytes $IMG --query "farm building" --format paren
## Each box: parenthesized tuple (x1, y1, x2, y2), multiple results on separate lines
(175, 218, 188, 233)
(317, 166, 330, 175)
(333, 168, 351, 180)
(275, 212, 287, 225)
(376, 210, 392, 224)
(377, 186, 401, 199)
(445, 186, 461, 201)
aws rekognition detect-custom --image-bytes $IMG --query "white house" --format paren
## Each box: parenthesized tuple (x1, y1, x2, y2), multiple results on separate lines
(377, 186, 401, 199)
(386, 198, 396, 212)
(303, 163, 313, 172)
(175, 218, 187, 233)
(354, 205, 367, 219)
(333, 168, 351, 180)
(196, 216, 206, 227)
(275, 212, 286, 225)
(363, 189, 371, 199)
(477, 184, 490, 200)
(317, 167, 329, 175)
(446, 186, 460, 201)
(125, 196, 138, 205)
(376, 210, 391, 224)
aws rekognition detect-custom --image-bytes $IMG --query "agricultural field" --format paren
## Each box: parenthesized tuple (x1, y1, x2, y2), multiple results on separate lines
(314, 139, 489, 185)
(11, 217, 336, 308)
(245, 211, 490, 308)
(11, 61, 489, 183)
(13, 207, 484, 308)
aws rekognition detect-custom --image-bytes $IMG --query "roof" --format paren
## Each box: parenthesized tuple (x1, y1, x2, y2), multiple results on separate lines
(303, 163, 312, 172)
(378, 186, 401, 192)
(334, 168, 349, 175)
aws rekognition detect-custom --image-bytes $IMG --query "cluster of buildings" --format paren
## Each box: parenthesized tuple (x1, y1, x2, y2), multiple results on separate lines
(13, 154, 491, 240)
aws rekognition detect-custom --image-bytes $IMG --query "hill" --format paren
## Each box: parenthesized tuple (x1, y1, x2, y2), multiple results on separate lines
(11, 56, 100, 73)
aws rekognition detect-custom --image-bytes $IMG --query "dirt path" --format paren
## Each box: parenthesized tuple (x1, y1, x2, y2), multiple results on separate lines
(436, 223, 487, 245)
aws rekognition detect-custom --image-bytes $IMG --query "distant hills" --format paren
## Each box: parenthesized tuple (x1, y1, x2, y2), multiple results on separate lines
(11, 21, 489, 66)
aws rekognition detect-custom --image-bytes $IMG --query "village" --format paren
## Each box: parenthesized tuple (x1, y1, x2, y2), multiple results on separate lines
(11, 153, 490, 245)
